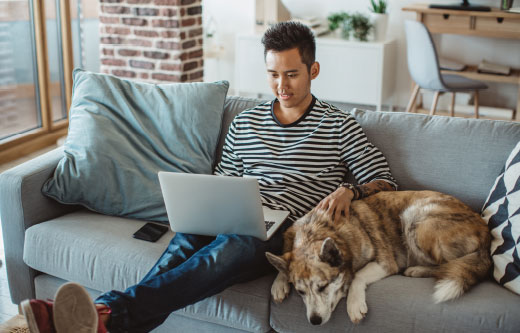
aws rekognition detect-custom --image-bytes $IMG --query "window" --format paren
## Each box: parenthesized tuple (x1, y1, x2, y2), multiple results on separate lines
(0, 0, 98, 164)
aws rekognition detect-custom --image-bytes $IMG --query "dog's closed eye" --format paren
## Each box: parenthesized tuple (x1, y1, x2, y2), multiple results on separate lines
(318, 284, 329, 292)
(296, 289, 306, 295)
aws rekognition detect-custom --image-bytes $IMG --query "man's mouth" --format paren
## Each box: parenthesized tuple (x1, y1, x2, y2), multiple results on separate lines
(279, 92, 292, 100)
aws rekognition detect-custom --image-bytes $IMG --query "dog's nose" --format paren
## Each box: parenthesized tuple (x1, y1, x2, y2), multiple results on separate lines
(310, 314, 322, 325)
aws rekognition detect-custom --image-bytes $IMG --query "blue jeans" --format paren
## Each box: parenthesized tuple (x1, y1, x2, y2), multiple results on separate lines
(95, 224, 288, 333)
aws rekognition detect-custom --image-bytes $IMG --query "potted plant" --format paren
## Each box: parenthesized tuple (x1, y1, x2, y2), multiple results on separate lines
(369, 0, 388, 41)
(327, 12, 350, 37)
(370, 0, 387, 13)
(342, 13, 373, 42)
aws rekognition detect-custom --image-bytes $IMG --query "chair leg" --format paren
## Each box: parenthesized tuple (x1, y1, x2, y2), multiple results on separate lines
(474, 90, 479, 119)
(406, 84, 420, 113)
(450, 92, 456, 117)
(430, 91, 441, 116)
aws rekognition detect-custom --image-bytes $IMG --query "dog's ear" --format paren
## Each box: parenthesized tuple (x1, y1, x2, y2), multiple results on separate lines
(266, 252, 289, 274)
(319, 237, 342, 267)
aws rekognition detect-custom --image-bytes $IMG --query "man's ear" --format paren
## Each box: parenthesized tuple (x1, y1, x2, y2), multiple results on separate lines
(310, 62, 320, 80)
(266, 252, 290, 275)
(319, 237, 342, 267)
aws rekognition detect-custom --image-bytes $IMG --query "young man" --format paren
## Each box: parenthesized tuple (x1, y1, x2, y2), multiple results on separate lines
(22, 21, 396, 332)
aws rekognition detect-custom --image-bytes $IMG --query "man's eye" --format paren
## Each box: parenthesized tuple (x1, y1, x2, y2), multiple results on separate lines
(288, 74, 297, 78)
(318, 284, 328, 292)
(296, 289, 306, 295)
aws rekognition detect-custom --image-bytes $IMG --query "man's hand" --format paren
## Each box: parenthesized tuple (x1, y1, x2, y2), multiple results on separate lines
(317, 186, 354, 224)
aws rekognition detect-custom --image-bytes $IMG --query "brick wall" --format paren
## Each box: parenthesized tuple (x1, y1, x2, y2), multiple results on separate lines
(99, 0, 203, 83)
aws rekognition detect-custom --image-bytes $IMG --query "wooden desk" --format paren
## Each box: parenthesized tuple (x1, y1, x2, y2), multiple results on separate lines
(403, 3, 520, 120)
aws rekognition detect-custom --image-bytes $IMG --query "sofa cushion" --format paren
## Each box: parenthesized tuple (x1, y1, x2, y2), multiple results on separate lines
(270, 275, 520, 332)
(24, 210, 171, 291)
(42, 69, 229, 223)
(482, 141, 520, 295)
(349, 110, 520, 212)
(34, 273, 273, 333)
(24, 211, 273, 332)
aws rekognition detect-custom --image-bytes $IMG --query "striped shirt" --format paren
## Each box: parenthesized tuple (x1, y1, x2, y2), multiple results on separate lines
(214, 96, 397, 221)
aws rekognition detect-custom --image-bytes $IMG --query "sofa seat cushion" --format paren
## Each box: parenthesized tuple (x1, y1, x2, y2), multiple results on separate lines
(24, 210, 171, 291)
(34, 273, 274, 333)
(270, 275, 520, 332)
(23, 210, 273, 332)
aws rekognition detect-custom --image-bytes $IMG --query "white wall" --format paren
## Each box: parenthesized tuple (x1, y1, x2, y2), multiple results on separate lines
(203, 0, 520, 110)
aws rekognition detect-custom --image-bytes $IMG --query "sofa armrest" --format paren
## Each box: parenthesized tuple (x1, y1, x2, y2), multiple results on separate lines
(0, 147, 79, 303)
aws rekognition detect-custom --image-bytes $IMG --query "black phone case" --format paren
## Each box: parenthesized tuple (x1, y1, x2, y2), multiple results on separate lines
(133, 223, 168, 242)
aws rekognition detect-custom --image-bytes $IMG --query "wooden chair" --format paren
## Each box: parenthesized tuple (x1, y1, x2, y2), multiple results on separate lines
(404, 20, 487, 118)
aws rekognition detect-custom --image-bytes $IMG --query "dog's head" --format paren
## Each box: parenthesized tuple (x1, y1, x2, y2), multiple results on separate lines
(266, 236, 352, 325)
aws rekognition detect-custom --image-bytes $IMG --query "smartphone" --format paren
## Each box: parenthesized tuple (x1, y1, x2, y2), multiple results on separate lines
(133, 223, 169, 242)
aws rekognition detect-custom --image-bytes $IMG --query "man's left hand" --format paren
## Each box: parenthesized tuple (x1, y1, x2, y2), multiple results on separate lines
(316, 187, 354, 224)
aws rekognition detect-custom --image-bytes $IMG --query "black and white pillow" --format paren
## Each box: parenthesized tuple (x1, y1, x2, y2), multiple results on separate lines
(481, 141, 520, 295)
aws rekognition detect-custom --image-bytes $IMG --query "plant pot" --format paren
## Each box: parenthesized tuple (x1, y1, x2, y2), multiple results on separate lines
(370, 13, 388, 42)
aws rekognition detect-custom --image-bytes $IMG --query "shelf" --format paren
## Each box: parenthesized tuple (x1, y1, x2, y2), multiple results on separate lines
(441, 66, 520, 84)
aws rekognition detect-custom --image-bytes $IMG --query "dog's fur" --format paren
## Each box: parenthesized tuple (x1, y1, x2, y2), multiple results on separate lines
(265, 191, 491, 325)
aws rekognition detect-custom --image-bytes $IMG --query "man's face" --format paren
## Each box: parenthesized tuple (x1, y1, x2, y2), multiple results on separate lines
(265, 47, 319, 111)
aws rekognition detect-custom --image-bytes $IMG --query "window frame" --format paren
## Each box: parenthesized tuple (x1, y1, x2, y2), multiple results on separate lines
(0, 0, 73, 163)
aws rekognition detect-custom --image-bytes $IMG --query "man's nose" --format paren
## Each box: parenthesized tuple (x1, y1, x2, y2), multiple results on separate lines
(277, 76, 287, 90)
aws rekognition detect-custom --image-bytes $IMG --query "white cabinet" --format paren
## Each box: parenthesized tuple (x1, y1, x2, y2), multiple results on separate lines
(235, 34, 397, 111)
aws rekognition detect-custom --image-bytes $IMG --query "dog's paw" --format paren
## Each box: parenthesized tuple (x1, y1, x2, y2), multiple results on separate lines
(404, 266, 433, 278)
(347, 293, 368, 324)
(271, 273, 290, 303)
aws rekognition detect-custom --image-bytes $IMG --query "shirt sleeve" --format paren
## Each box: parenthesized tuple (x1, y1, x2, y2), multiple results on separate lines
(214, 120, 244, 177)
(339, 114, 398, 189)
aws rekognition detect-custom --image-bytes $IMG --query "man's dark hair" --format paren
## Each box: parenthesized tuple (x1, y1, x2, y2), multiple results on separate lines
(261, 21, 316, 72)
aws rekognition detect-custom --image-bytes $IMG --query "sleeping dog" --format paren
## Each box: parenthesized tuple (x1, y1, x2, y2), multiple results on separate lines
(266, 191, 491, 325)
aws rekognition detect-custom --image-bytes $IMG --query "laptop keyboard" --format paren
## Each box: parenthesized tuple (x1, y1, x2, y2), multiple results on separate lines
(265, 220, 276, 231)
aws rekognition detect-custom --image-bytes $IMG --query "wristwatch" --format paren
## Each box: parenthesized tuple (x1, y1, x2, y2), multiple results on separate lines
(340, 182, 359, 200)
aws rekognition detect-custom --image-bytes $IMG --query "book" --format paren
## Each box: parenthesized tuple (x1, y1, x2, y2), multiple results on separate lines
(439, 58, 467, 71)
(477, 59, 511, 75)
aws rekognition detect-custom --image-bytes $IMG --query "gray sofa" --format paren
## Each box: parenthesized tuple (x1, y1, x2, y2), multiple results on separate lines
(1, 95, 520, 332)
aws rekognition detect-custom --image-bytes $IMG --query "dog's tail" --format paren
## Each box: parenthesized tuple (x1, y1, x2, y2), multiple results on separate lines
(432, 247, 491, 303)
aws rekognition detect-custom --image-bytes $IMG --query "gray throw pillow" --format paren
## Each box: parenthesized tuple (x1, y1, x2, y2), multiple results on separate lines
(43, 69, 229, 222)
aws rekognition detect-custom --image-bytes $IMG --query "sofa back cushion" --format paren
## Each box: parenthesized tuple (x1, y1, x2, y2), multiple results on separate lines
(217, 97, 520, 212)
(43, 69, 229, 222)
(350, 110, 520, 211)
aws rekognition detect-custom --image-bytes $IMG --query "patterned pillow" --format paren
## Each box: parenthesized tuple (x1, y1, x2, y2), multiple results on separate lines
(481, 141, 520, 295)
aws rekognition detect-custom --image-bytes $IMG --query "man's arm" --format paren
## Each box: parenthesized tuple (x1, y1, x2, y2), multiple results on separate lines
(318, 114, 397, 223)
(317, 179, 396, 223)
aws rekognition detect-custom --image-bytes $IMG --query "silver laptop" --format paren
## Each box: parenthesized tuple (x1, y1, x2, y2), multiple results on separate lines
(158, 172, 290, 241)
